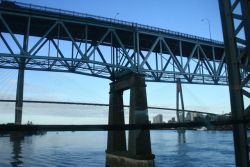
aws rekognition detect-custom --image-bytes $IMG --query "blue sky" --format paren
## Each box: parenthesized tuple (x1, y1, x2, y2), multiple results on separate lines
(0, 0, 231, 124)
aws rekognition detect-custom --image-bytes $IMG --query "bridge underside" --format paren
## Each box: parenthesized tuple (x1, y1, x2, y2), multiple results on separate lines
(0, 1, 250, 166)
(0, 0, 233, 85)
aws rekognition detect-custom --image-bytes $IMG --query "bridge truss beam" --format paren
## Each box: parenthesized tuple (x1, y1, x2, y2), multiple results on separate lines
(0, 1, 229, 85)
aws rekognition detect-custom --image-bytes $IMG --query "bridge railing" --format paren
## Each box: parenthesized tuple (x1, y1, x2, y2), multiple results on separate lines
(0, 0, 224, 45)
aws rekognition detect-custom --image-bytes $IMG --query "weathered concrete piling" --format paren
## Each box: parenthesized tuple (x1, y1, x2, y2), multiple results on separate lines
(106, 73, 155, 167)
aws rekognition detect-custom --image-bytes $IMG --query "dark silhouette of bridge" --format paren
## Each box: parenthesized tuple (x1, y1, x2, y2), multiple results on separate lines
(0, 0, 249, 167)
(0, 0, 227, 84)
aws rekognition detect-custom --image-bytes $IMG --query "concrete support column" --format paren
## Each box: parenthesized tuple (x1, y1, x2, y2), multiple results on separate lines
(106, 73, 154, 167)
(128, 75, 153, 159)
(15, 18, 29, 125)
(107, 83, 126, 153)
(15, 58, 25, 125)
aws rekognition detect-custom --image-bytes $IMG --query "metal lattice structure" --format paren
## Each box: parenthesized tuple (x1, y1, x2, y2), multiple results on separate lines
(219, 0, 250, 166)
(0, 0, 229, 85)
(0, 0, 249, 165)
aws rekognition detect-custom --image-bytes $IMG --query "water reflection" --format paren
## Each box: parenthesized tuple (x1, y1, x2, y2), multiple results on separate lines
(10, 132, 24, 167)
(177, 129, 186, 144)
(0, 131, 235, 166)
(7, 131, 47, 167)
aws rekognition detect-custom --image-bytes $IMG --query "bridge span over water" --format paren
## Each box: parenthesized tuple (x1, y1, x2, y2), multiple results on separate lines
(0, 0, 250, 167)
(0, 0, 228, 85)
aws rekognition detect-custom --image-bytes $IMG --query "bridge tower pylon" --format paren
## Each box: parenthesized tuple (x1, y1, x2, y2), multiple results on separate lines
(176, 78, 185, 124)
(176, 78, 186, 143)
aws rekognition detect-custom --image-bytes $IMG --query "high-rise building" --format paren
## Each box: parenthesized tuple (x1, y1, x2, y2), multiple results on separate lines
(167, 117, 176, 123)
(185, 112, 197, 122)
(153, 114, 163, 123)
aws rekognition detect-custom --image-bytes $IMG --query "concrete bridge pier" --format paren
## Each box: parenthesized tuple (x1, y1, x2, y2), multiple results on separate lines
(128, 75, 154, 161)
(15, 58, 25, 125)
(107, 86, 127, 153)
(15, 31, 28, 125)
(106, 73, 155, 167)
(15, 21, 29, 125)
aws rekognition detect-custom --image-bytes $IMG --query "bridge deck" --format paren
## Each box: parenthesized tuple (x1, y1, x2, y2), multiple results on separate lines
(0, 0, 224, 59)
(0, 0, 230, 84)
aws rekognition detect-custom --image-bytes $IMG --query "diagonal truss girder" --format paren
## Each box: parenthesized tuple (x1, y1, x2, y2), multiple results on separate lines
(0, 1, 240, 85)
(219, 0, 250, 166)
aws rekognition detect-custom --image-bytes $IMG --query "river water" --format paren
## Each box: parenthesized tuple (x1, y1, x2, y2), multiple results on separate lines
(0, 130, 235, 167)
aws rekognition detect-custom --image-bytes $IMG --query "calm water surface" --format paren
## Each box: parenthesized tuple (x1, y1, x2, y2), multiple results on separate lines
(0, 130, 235, 167)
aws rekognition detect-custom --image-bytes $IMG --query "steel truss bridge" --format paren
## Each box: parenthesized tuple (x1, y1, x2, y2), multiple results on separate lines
(0, 0, 231, 85)
(0, 0, 250, 166)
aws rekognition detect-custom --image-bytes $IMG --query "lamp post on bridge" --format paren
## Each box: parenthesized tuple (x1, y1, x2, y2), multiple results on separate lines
(114, 12, 119, 19)
(201, 18, 212, 40)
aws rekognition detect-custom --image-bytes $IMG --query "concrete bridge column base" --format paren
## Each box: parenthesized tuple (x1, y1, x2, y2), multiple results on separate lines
(106, 153, 154, 167)
(106, 73, 154, 167)
(106, 85, 126, 153)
